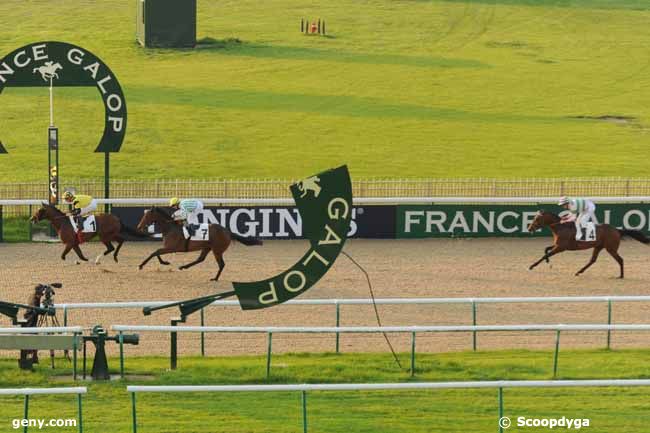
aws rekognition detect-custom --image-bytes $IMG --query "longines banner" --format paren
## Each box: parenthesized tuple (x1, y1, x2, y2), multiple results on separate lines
(112, 203, 650, 239)
(397, 204, 650, 238)
(112, 205, 396, 239)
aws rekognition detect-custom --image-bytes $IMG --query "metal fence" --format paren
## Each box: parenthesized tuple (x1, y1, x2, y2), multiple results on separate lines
(57, 295, 649, 356)
(3, 177, 650, 209)
(112, 324, 650, 379)
(0, 387, 87, 433)
(3, 176, 650, 218)
(127, 380, 650, 433)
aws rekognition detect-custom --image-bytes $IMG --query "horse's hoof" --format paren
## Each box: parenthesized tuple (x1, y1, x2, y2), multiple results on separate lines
(160, 261, 170, 266)
(138, 265, 143, 270)
(114, 257, 119, 263)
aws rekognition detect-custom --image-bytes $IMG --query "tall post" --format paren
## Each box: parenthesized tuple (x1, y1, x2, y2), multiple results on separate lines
(48, 75, 59, 206)
(410, 331, 416, 377)
(472, 301, 477, 351)
(23, 395, 29, 433)
(302, 391, 308, 433)
(606, 300, 612, 350)
(200, 308, 206, 357)
(498, 388, 504, 433)
(119, 332, 125, 379)
(131, 392, 138, 433)
(77, 393, 83, 433)
(104, 152, 110, 213)
(553, 330, 561, 378)
(335, 302, 340, 353)
(266, 332, 273, 379)
(170, 320, 178, 370)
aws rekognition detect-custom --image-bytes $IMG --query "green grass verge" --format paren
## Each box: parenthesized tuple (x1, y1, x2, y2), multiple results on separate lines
(0, 1, 649, 181)
(1, 350, 650, 432)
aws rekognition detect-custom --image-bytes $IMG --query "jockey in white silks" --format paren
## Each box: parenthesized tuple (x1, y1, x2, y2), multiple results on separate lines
(169, 197, 204, 237)
(558, 196, 596, 241)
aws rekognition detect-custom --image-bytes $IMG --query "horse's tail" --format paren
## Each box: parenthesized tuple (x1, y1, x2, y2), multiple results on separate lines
(120, 223, 151, 240)
(618, 229, 650, 245)
(230, 232, 263, 246)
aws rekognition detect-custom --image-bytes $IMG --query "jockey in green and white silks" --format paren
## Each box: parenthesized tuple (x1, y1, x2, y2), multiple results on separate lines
(170, 198, 204, 236)
(558, 196, 596, 241)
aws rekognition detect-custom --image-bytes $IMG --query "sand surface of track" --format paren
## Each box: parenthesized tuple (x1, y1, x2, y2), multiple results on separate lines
(2, 239, 649, 357)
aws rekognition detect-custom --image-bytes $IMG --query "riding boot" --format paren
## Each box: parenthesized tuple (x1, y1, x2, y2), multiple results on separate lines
(75, 216, 83, 232)
(575, 225, 583, 241)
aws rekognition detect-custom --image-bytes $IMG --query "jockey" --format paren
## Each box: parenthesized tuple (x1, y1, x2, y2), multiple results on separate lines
(558, 196, 596, 240)
(169, 197, 204, 236)
(63, 191, 98, 232)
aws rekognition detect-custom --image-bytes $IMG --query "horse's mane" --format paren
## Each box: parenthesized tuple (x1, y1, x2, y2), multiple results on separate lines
(151, 206, 173, 220)
(43, 203, 65, 216)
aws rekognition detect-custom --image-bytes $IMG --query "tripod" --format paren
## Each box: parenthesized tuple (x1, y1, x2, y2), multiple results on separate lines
(36, 312, 70, 368)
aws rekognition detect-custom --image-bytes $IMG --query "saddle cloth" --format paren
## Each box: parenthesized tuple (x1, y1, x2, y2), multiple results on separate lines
(69, 215, 97, 233)
(578, 222, 596, 242)
(183, 224, 210, 241)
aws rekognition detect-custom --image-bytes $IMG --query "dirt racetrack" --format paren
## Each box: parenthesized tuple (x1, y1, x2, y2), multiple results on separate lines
(2, 238, 650, 357)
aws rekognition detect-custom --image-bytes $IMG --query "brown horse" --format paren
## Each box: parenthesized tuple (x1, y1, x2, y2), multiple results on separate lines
(527, 211, 650, 278)
(136, 207, 263, 281)
(31, 203, 145, 264)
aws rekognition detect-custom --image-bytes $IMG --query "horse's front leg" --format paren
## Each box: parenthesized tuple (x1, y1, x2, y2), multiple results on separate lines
(529, 247, 561, 270)
(139, 248, 172, 270)
(72, 245, 89, 262)
(61, 245, 72, 261)
(544, 246, 553, 264)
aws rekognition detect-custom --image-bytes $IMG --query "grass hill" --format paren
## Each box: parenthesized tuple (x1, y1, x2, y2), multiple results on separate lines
(0, 0, 649, 181)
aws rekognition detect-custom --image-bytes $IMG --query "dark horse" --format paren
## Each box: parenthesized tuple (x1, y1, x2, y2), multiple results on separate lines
(31, 203, 145, 264)
(527, 211, 650, 278)
(136, 207, 263, 281)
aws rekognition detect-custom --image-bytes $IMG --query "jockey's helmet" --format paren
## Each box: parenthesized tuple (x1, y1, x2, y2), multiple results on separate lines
(63, 191, 75, 202)
(169, 197, 181, 207)
(558, 196, 570, 206)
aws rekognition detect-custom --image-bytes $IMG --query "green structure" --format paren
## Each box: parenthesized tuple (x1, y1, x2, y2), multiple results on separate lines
(136, 0, 197, 48)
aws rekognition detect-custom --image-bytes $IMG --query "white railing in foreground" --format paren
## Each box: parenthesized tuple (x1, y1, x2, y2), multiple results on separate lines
(0, 387, 87, 396)
(111, 324, 650, 333)
(111, 323, 650, 380)
(127, 380, 650, 433)
(0, 387, 86, 433)
(58, 295, 643, 358)
(57, 295, 650, 309)
(0, 326, 83, 334)
(3, 196, 650, 206)
(127, 379, 650, 393)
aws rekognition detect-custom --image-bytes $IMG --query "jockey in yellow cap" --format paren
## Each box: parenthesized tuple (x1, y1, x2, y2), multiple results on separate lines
(63, 191, 98, 233)
(169, 197, 204, 237)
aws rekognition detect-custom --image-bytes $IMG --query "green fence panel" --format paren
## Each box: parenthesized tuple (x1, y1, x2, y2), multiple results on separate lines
(397, 204, 650, 238)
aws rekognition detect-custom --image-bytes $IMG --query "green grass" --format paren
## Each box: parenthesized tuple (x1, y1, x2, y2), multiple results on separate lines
(2, 350, 650, 432)
(1, 217, 52, 242)
(0, 0, 649, 182)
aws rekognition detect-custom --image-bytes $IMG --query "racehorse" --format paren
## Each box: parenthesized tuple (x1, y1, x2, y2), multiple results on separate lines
(136, 207, 263, 281)
(527, 210, 650, 278)
(31, 203, 146, 264)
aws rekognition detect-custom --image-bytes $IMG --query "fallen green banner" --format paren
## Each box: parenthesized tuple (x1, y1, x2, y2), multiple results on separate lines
(233, 165, 353, 309)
